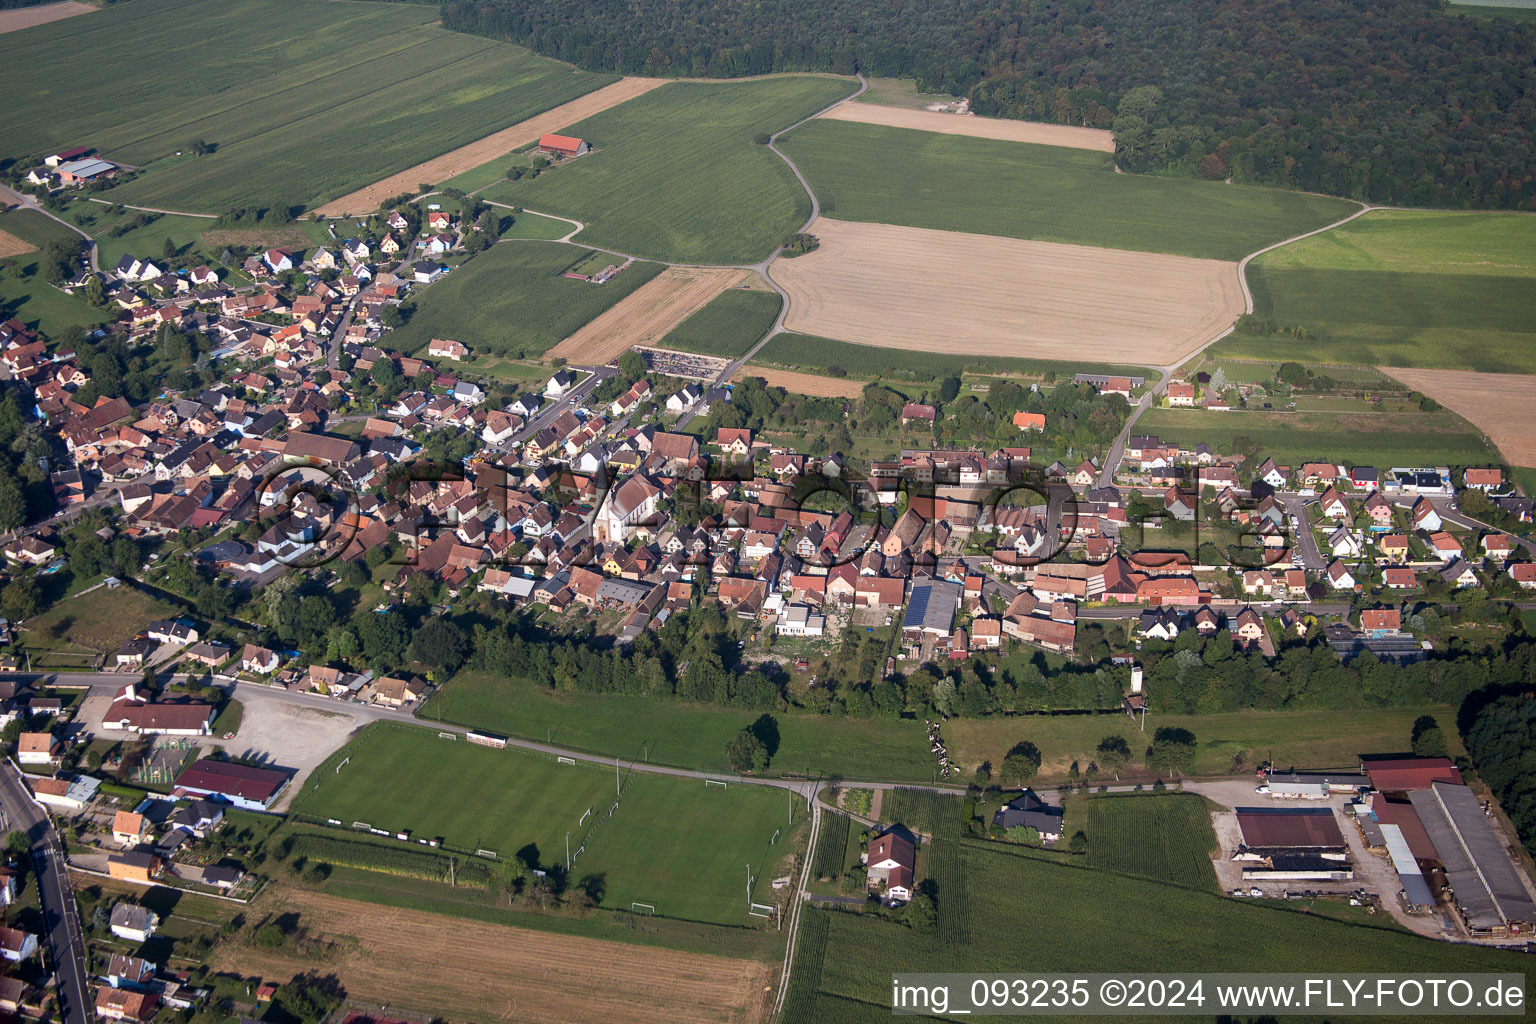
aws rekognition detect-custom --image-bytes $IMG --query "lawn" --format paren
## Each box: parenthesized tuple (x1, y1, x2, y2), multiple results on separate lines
(0, 209, 101, 338)
(294, 723, 794, 924)
(501, 211, 574, 240)
(380, 243, 665, 358)
(753, 332, 1154, 382)
(777, 120, 1358, 261)
(1217, 210, 1536, 372)
(0, 0, 614, 214)
(1134, 405, 1499, 468)
(655, 286, 781, 358)
(479, 78, 859, 264)
(783, 840, 1528, 1024)
(23, 584, 180, 654)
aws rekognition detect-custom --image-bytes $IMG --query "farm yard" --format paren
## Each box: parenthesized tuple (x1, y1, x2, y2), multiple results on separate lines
(1379, 367, 1536, 468)
(777, 120, 1358, 261)
(294, 723, 794, 925)
(380, 244, 664, 358)
(315, 76, 664, 217)
(655, 286, 783, 359)
(0, 0, 612, 214)
(547, 266, 748, 364)
(211, 887, 774, 1024)
(1219, 210, 1536, 373)
(1134, 404, 1501, 469)
(479, 77, 858, 264)
(772, 219, 1245, 367)
(0, 1, 94, 34)
(818, 101, 1115, 152)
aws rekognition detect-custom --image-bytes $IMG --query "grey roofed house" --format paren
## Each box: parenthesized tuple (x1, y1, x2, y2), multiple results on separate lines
(992, 789, 1064, 836)
(109, 903, 156, 934)
(902, 578, 962, 636)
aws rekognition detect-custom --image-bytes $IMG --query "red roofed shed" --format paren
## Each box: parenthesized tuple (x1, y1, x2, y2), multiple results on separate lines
(538, 133, 589, 157)
(1363, 756, 1463, 793)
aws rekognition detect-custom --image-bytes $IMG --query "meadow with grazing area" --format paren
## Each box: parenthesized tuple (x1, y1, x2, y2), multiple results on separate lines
(211, 887, 775, 1024)
(1380, 367, 1536, 468)
(0, 0, 611, 213)
(656, 286, 782, 358)
(778, 120, 1357, 261)
(547, 266, 747, 364)
(1135, 405, 1500, 469)
(480, 77, 858, 264)
(295, 723, 792, 925)
(781, 840, 1528, 1024)
(381, 244, 664, 358)
(1220, 210, 1536, 372)
(773, 219, 1244, 367)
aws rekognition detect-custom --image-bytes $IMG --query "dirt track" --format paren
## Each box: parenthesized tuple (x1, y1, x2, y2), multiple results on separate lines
(549, 266, 747, 364)
(1380, 367, 1536, 467)
(315, 77, 665, 218)
(821, 102, 1116, 152)
(738, 365, 864, 398)
(0, 229, 37, 260)
(0, 1, 93, 33)
(211, 888, 773, 1024)
(773, 218, 1244, 367)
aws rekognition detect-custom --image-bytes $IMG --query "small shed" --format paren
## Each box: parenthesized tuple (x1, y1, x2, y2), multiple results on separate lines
(538, 133, 589, 157)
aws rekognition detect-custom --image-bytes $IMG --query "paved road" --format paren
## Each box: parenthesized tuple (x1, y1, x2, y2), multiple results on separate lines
(1279, 494, 1327, 570)
(0, 760, 92, 1024)
(1, 184, 98, 273)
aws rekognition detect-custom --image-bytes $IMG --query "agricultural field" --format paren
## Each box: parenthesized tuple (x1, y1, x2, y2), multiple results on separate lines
(1380, 367, 1536, 468)
(773, 218, 1244, 367)
(381, 244, 665, 358)
(783, 841, 1528, 1023)
(480, 77, 858, 264)
(819, 101, 1115, 152)
(295, 723, 793, 925)
(752, 332, 1152, 382)
(314, 76, 663, 217)
(0, 207, 83, 251)
(0, 0, 613, 214)
(778, 120, 1358, 261)
(1219, 210, 1536, 372)
(547, 266, 748, 364)
(853, 76, 965, 111)
(0, 2, 94, 34)
(1082, 794, 1217, 889)
(1134, 405, 1500, 469)
(421, 672, 937, 781)
(211, 886, 774, 1024)
(656, 286, 782, 359)
(736, 366, 863, 399)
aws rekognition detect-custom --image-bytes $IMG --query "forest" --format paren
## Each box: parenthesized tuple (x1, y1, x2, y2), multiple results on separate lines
(440, 0, 1536, 209)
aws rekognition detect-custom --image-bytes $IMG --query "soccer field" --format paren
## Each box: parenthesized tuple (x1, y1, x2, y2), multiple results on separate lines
(295, 724, 795, 924)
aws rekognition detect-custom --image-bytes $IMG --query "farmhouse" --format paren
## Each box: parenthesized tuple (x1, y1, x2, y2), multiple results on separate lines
(538, 133, 590, 157)
(991, 789, 1063, 840)
(865, 827, 916, 903)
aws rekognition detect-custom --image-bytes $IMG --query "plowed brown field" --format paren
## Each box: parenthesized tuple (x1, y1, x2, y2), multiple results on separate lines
(549, 266, 747, 364)
(315, 77, 665, 217)
(821, 102, 1116, 152)
(1380, 367, 1536, 467)
(0, 229, 36, 260)
(211, 889, 773, 1024)
(0, 1, 93, 34)
(737, 365, 863, 398)
(773, 218, 1243, 367)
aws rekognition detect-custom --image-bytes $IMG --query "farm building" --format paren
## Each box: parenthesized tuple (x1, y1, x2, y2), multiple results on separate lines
(538, 133, 589, 157)
(1408, 782, 1536, 936)
(902, 579, 963, 638)
(55, 158, 117, 184)
(1362, 756, 1462, 793)
(1233, 806, 1352, 881)
(172, 758, 289, 811)
(1261, 770, 1367, 800)
(865, 826, 916, 903)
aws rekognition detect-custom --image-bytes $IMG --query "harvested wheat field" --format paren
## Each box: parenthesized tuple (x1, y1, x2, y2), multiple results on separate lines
(548, 266, 747, 364)
(737, 364, 864, 398)
(1381, 367, 1536, 467)
(212, 888, 772, 1024)
(773, 219, 1244, 366)
(316, 77, 665, 217)
(0, 1, 93, 34)
(0, 229, 36, 260)
(820, 102, 1115, 152)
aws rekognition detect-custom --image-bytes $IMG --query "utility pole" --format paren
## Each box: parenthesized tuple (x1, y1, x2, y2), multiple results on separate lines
(566, 831, 571, 871)
(616, 758, 621, 797)
(746, 863, 751, 904)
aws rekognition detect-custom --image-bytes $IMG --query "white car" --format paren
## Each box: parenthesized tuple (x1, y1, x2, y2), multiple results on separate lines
(1255, 784, 1271, 794)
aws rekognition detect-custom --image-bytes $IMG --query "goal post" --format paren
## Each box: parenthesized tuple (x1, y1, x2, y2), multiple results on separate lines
(705, 779, 728, 789)
(557, 756, 577, 765)
(631, 902, 656, 915)
(748, 903, 776, 918)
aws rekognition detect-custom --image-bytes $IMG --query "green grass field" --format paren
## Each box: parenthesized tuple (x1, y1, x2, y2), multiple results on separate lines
(294, 723, 793, 924)
(500, 211, 574, 240)
(0, 209, 106, 334)
(0, 208, 83, 250)
(479, 78, 858, 264)
(753, 332, 1154, 382)
(777, 120, 1358, 261)
(1083, 794, 1217, 890)
(1134, 405, 1500, 467)
(0, 0, 613, 214)
(783, 840, 1529, 1023)
(655, 286, 781, 358)
(1217, 210, 1536, 372)
(25, 585, 181, 654)
(380, 243, 664, 358)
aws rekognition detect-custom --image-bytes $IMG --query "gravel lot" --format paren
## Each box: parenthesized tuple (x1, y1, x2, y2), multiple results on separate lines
(207, 692, 366, 811)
